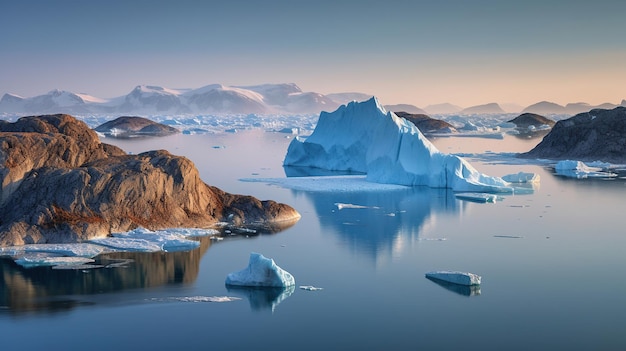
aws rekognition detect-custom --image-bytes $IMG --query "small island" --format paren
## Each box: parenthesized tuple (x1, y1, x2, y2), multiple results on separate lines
(0, 114, 300, 246)
(94, 116, 180, 138)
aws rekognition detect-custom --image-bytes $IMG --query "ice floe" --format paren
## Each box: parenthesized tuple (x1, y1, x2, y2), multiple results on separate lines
(226, 252, 295, 288)
(554, 160, 618, 178)
(502, 172, 540, 183)
(299, 285, 324, 291)
(425, 271, 482, 286)
(90, 227, 202, 252)
(149, 296, 242, 303)
(14, 255, 96, 268)
(454, 192, 502, 203)
(0, 227, 212, 268)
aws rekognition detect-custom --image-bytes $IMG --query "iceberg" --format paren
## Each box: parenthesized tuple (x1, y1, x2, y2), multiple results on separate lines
(225, 252, 295, 288)
(283, 97, 515, 193)
(425, 271, 481, 286)
(14, 254, 95, 268)
(554, 160, 618, 179)
(502, 172, 540, 183)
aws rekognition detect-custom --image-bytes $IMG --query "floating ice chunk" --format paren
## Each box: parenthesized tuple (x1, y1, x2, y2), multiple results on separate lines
(455, 192, 501, 203)
(90, 227, 201, 252)
(299, 285, 323, 291)
(502, 172, 540, 183)
(554, 160, 617, 178)
(425, 271, 481, 286)
(335, 202, 378, 210)
(15, 254, 96, 268)
(0, 243, 106, 258)
(170, 296, 242, 303)
(225, 252, 295, 288)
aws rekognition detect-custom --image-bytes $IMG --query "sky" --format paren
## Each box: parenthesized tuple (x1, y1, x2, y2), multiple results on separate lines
(1, 0, 625, 108)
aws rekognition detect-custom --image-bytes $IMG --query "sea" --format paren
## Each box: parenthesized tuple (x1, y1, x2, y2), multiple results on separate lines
(1, 127, 626, 350)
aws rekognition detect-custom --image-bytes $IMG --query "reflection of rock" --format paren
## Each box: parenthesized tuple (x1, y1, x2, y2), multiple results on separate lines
(226, 285, 295, 312)
(298, 187, 459, 262)
(520, 107, 626, 163)
(426, 276, 481, 297)
(0, 114, 300, 246)
(94, 116, 180, 138)
(0, 235, 212, 314)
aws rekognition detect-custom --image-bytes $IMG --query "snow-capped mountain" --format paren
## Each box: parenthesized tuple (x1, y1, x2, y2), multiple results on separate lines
(0, 84, 342, 116)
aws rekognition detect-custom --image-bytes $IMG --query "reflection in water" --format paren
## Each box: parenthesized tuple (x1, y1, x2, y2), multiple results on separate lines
(226, 285, 295, 312)
(0, 236, 213, 315)
(298, 187, 462, 261)
(426, 276, 481, 297)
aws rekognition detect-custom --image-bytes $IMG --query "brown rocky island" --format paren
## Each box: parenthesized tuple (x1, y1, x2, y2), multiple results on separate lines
(0, 114, 300, 246)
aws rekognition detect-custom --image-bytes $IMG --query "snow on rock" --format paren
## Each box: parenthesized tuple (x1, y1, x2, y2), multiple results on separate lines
(225, 252, 295, 288)
(502, 172, 540, 183)
(425, 271, 482, 286)
(283, 97, 514, 192)
(554, 160, 618, 178)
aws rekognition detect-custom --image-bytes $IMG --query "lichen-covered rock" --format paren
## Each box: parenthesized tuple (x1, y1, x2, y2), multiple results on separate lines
(0, 114, 300, 246)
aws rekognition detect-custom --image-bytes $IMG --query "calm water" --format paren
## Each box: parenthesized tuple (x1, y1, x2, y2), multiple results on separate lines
(2, 130, 626, 350)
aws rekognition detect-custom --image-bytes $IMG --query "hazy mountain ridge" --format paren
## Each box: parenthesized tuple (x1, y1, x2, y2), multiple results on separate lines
(1, 84, 623, 116)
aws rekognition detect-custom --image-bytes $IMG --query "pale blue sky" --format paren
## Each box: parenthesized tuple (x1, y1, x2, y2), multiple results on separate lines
(1, 0, 624, 107)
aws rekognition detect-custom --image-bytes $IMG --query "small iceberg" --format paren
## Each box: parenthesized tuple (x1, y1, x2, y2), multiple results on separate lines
(225, 252, 295, 288)
(554, 160, 618, 179)
(454, 192, 501, 203)
(425, 271, 481, 286)
(502, 172, 540, 183)
(299, 285, 324, 291)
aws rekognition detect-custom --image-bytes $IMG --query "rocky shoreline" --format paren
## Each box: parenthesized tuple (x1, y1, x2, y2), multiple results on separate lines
(0, 114, 300, 246)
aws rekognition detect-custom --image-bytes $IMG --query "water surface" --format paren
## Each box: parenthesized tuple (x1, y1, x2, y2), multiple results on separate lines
(2, 131, 625, 350)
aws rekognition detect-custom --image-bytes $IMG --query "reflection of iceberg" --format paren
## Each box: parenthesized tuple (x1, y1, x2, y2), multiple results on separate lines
(298, 186, 460, 262)
(226, 285, 295, 312)
(426, 276, 482, 297)
(283, 97, 516, 193)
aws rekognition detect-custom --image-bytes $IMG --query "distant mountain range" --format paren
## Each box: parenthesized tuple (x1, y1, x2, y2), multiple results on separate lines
(1, 83, 624, 116)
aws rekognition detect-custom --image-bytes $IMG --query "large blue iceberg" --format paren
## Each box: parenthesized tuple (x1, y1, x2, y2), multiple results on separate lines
(283, 97, 514, 192)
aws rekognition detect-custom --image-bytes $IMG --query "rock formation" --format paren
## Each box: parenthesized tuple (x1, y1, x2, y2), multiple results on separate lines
(0, 114, 300, 246)
(519, 107, 626, 163)
(94, 116, 180, 137)
(394, 111, 457, 134)
(508, 113, 555, 129)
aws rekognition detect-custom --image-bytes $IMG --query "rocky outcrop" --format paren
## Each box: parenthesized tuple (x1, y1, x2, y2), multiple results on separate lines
(394, 111, 457, 134)
(519, 107, 626, 163)
(0, 114, 300, 246)
(94, 116, 180, 137)
(508, 113, 555, 129)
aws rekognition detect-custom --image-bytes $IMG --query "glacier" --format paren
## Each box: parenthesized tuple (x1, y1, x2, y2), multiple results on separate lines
(283, 97, 518, 193)
(225, 252, 295, 288)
